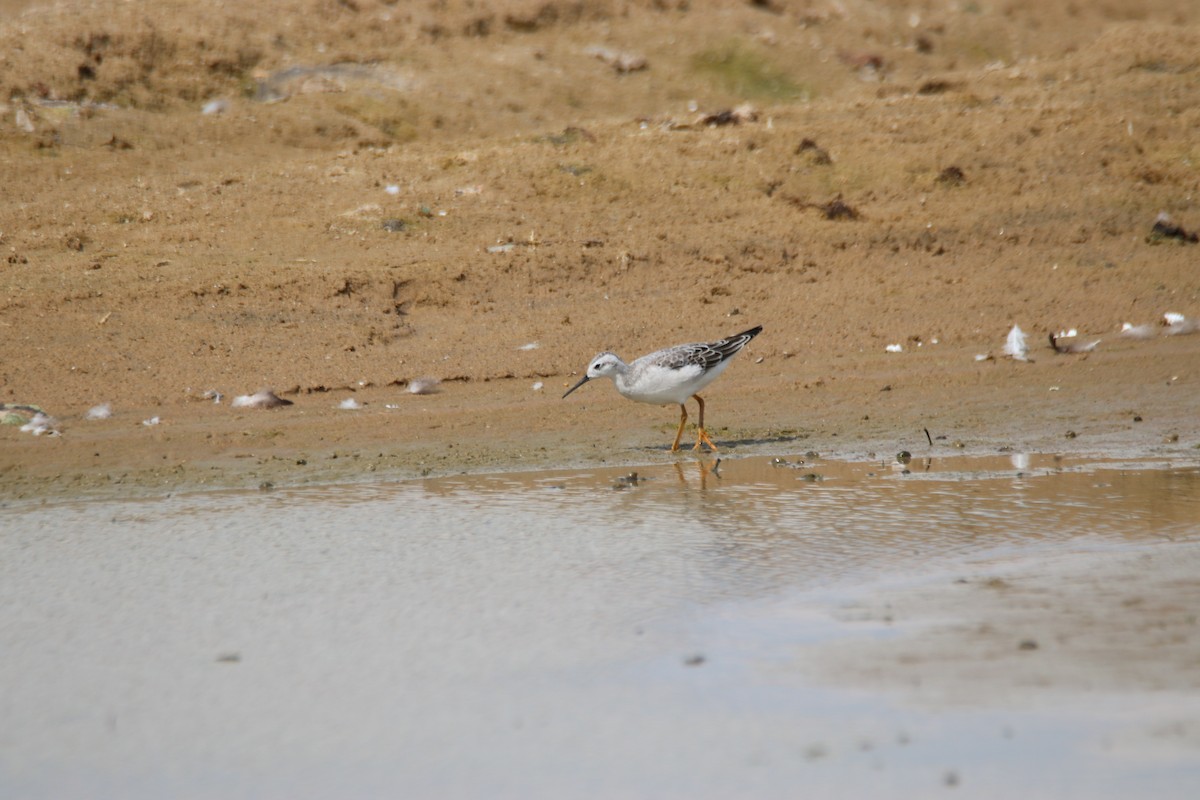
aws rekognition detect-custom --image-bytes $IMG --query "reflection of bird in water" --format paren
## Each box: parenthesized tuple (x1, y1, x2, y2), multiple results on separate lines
(563, 326, 762, 452)
(673, 459, 721, 490)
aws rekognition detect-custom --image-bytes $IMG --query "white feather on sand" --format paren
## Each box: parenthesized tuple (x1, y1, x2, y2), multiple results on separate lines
(1163, 313, 1199, 336)
(231, 390, 293, 409)
(1050, 331, 1101, 354)
(85, 403, 113, 420)
(1120, 322, 1157, 340)
(408, 378, 440, 395)
(20, 412, 59, 436)
(1003, 325, 1029, 361)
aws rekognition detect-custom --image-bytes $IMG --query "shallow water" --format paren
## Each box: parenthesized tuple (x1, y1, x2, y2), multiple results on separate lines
(2, 454, 1199, 799)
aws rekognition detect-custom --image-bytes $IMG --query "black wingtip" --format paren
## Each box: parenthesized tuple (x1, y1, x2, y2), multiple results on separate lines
(738, 325, 764, 339)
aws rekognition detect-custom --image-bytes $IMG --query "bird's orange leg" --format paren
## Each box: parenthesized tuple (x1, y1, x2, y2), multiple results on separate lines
(671, 403, 688, 452)
(692, 394, 719, 451)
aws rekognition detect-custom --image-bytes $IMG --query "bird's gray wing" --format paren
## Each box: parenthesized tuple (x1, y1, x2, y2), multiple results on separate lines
(649, 342, 719, 371)
(644, 326, 762, 371)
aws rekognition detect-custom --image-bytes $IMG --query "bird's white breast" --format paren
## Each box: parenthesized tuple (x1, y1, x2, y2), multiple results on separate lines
(615, 360, 724, 405)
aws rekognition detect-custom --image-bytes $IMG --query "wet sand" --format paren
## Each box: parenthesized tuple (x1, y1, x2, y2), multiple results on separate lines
(2, 331, 1198, 501)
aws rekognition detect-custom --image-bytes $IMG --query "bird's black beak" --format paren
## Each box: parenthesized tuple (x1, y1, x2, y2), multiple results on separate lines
(562, 374, 590, 398)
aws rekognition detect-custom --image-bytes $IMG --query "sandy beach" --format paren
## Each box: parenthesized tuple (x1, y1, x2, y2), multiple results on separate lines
(1, 0, 1198, 497)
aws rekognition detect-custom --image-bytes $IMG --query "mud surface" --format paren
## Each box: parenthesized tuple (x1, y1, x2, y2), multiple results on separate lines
(2, 0, 1199, 497)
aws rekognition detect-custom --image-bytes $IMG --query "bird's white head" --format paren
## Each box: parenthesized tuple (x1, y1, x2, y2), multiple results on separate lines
(585, 352, 622, 379)
(562, 352, 623, 398)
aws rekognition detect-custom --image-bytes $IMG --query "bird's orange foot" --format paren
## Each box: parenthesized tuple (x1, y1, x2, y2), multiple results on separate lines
(693, 428, 719, 452)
